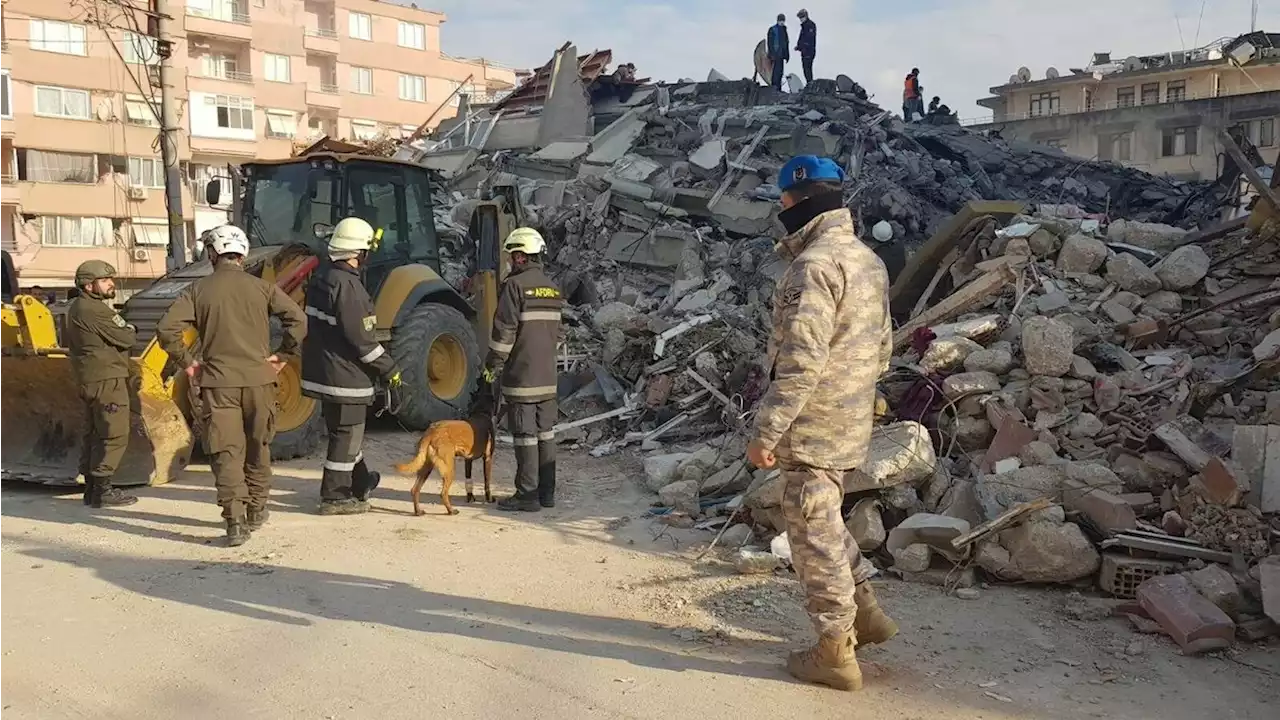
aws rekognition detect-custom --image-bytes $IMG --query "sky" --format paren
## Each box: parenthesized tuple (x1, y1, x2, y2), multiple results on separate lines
(396, 0, 1279, 121)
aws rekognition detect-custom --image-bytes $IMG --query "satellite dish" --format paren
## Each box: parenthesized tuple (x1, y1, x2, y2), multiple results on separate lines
(1123, 56, 1142, 71)
(1017, 67, 1032, 82)
(1009, 74, 1021, 84)
(1046, 66, 1060, 79)
(96, 99, 114, 121)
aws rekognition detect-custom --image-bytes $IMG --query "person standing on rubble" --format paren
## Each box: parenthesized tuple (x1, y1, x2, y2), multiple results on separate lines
(903, 68, 922, 121)
(745, 155, 899, 691)
(767, 13, 790, 91)
(796, 9, 817, 84)
(301, 217, 404, 516)
(66, 260, 139, 508)
(157, 225, 306, 547)
(483, 227, 563, 512)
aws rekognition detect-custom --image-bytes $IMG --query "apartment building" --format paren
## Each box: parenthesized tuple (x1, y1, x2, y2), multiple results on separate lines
(1, 0, 517, 292)
(967, 31, 1280, 181)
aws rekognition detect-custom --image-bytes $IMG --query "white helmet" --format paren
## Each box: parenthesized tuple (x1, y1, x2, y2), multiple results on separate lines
(504, 227, 546, 255)
(329, 217, 375, 253)
(204, 225, 249, 257)
(872, 220, 893, 243)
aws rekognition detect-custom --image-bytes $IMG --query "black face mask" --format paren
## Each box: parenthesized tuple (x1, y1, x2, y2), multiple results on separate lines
(778, 190, 845, 236)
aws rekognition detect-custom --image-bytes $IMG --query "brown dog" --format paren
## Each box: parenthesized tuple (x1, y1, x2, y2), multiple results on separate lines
(395, 414, 495, 516)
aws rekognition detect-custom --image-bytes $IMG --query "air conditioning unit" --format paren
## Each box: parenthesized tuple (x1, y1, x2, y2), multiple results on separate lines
(132, 248, 151, 262)
(127, 186, 148, 201)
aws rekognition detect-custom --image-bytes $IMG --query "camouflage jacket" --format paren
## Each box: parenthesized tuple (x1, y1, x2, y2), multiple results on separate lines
(753, 208, 892, 470)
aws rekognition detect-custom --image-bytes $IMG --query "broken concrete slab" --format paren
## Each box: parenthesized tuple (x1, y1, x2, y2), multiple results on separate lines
(891, 543, 933, 572)
(709, 195, 775, 236)
(583, 106, 648, 167)
(1000, 520, 1100, 583)
(975, 465, 1065, 520)
(942, 371, 1001, 400)
(643, 452, 691, 492)
(845, 498, 886, 551)
(688, 138, 728, 175)
(1057, 233, 1108, 273)
(658, 479, 700, 516)
(849, 421, 938, 492)
(886, 513, 971, 562)
(1062, 478, 1137, 535)
(920, 335, 984, 374)
(1260, 559, 1280, 625)
(1188, 564, 1242, 619)
(1106, 219, 1186, 253)
(531, 140, 590, 163)
(1021, 316, 1074, 377)
(1154, 245, 1210, 290)
(1106, 253, 1162, 295)
(605, 229, 693, 268)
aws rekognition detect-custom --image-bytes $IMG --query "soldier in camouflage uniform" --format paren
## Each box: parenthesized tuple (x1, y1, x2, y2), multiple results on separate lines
(746, 155, 898, 691)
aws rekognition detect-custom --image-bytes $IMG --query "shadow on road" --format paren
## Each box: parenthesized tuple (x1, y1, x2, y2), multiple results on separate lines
(14, 540, 783, 683)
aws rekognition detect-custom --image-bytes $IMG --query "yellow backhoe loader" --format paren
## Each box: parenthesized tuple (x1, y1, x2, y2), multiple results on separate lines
(1, 150, 520, 486)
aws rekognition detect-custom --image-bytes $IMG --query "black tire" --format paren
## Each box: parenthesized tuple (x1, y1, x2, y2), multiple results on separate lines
(389, 303, 479, 430)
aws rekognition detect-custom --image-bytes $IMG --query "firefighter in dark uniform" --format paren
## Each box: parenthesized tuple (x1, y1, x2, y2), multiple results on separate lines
(158, 225, 306, 546)
(300, 217, 403, 516)
(484, 227, 563, 512)
(66, 260, 139, 508)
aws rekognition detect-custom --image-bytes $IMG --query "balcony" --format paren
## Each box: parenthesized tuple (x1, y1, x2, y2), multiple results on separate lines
(306, 82, 341, 109)
(304, 26, 340, 54)
(185, 4, 253, 41)
(0, 172, 18, 204)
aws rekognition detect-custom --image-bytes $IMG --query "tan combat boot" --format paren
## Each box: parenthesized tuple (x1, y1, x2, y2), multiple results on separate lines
(786, 633, 863, 691)
(854, 581, 899, 646)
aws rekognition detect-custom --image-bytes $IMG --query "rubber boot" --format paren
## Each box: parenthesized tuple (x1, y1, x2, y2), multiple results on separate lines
(538, 459, 556, 508)
(853, 581, 899, 647)
(90, 476, 138, 508)
(247, 507, 270, 531)
(352, 468, 380, 502)
(226, 520, 251, 547)
(497, 494, 541, 512)
(319, 499, 369, 516)
(786, 633, 863, 691)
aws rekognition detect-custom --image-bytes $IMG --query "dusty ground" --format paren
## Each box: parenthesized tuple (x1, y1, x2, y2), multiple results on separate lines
(2, 429, 1277, 720)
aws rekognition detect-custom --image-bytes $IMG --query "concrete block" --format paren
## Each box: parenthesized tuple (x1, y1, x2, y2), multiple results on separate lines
(689, 138, 728, 175)
(1062, 478, 1136, 535)
(886, 513, 970, 562)
(1137, 574, 1235, 655)
(1188, 564, 1242, 619)
(849, 421, 936, 491)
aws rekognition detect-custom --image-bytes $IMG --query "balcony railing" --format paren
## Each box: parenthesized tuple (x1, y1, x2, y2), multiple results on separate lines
(313, 83, 339, 94)
(1, 173, 16, 185)
(306, 27, 338, 39)
(203, 70, 253, 83)
(187, 7, 251, 25)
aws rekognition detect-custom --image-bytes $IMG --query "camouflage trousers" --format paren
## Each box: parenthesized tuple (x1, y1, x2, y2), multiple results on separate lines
(780, 463, 875, 638)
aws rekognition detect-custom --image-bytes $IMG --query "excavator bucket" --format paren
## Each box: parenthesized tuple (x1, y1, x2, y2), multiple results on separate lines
(1, 292, 193, 487)
(0, 354, 193, 487)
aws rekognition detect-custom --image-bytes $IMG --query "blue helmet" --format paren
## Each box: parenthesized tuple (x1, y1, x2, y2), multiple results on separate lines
(778, 155, 845, 192)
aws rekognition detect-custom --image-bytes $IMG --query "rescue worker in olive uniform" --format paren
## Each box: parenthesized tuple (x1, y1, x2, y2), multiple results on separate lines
(746, 156, 899, 691)
(158, 225, 306, 547)
(66, 260, 139, 508)
(484, 227, 563, 512)
(300, 217, 403, 516)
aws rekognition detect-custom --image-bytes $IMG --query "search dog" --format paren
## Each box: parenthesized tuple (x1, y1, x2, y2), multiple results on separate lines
(395, 413, 495, 516)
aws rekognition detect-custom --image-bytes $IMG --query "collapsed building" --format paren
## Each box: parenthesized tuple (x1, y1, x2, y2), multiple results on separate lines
(346, 42, 1279, 654)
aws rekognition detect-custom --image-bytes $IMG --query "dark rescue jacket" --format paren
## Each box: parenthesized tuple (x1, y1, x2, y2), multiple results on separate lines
(301, 261, 398, 405)
(66, 295, 136, 385)
(484, 262, 562, 403)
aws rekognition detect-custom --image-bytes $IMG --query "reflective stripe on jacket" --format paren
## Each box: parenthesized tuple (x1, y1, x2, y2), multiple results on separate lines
(300, 261, 397, 405)
(483, 263, 562, 404)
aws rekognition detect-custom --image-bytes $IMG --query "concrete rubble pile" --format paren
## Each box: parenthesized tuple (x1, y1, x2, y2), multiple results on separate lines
(398, 46, 1276, 652)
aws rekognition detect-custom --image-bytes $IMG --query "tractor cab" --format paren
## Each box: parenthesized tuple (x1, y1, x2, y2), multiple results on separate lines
(210, 152, 443, 297)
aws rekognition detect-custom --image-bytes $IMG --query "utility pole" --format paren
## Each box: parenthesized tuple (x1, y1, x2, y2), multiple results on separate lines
(153, 0, 187, 269)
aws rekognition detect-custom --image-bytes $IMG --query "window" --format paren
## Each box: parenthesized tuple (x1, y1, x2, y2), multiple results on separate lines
(1260, 118, 1276, 148)
(1098, 132, 1132, 162)
(34, 85, 91, 120)
(264, 54, 290, 83)
(397, 21, 424, 50)
(1029, 92, 1060, 117)
(124, 95, 156, 126)
(128, 157, 164, 188)
(398, 74, 425, 102)
(122, 31, 157, 65)
(190, 163, 231, 206)
(399, 124, 418, 138)
(350, 120, 378, 141)
(20, 150, 96, 183)
(214, 94, 254, 130)
(202, 54, 244, 81)
(1, 71, 10, 120)
(348, 11, 371, 40)
(131, 221, 170, 247)
(39, 216, 111, 247)
(350, 66, 373, 94)
(29, 19, 87, 56)
(1140, 83, 1160, 105)
(1166, 80, 1186, 103)
(1161, 126, 1198, 157)
(1116, 86, 1135, 108)
(265, 110, 297, 138)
